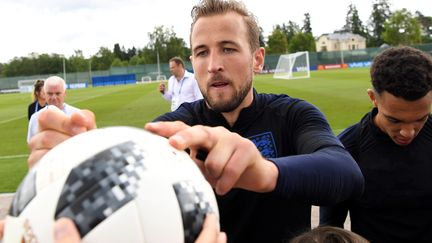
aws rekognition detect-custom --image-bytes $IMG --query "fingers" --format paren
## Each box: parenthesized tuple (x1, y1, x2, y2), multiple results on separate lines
(168, 126, 245, 195)
(167, 125, 215, 150)
(39, 108, 96, 136)
(212, 138, 252, 195)
(27, 149, 50, 168)
(209, 136, 262, 195)
(195, 214, 226, 243)
(147, 123, 277, 195)
(54, 218, 81, 243)
(0, 220, 4, 239)
(27, 130, 72, 168)
(27, 108, 96, 168)
(145, 121, 190, 138)
(71, 110, 97, 130)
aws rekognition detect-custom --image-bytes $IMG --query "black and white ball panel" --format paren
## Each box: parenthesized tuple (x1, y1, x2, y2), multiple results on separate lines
(5, 127, 218, 243)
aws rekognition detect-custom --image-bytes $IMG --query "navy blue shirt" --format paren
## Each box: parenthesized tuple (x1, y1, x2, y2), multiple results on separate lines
(155, 90, 363, 243)
(321, 108, 432, 243)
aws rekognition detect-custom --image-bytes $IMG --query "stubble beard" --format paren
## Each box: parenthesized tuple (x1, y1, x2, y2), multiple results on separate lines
(202, 75, 252, 113)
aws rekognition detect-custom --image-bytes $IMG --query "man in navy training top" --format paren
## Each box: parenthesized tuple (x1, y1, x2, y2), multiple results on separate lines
(320, 46, 432, 243)
(27, 0, 364, 242)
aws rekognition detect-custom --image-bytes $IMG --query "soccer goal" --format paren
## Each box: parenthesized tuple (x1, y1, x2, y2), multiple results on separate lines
(141, 76, 152, 82)
(156, 75, 167, 81)
(273, 51, 310, 80)
(18, 79, 40, 93)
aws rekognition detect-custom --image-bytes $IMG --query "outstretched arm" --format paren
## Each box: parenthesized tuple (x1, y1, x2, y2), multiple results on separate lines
(27, 107, 96, 167)
(272, 146, 364, 205)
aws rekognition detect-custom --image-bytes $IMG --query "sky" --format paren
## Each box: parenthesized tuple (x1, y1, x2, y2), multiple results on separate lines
(0, 0, 430, 63)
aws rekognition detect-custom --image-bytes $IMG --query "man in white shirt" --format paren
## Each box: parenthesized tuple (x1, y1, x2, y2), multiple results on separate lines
(27, 76, 80, 142)
(159, 57, 203, 111)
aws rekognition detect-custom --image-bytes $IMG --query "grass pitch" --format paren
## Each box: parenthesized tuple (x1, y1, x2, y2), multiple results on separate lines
(0, 68, 372, 192)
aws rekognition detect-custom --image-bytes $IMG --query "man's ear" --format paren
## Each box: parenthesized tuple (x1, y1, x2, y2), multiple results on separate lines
(367, 88, 377, 107)
(253, 47, 265, 74)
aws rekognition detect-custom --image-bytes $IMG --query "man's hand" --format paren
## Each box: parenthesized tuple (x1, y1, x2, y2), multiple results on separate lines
(53, 214, 225, 243)
(0, 220, 4, 239)
(27, 107, 96, 168)
(54, 218, 81, 243)
(158, 83, 166, 94)
(145, 121, 278, 195)
(195, 214, 226, 243)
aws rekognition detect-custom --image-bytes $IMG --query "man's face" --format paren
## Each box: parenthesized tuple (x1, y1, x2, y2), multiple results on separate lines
(45, 82, 66, 109)
(190, 12, 264, 113)
(370, 90, 432, 146)
(169, 61, 182, 77)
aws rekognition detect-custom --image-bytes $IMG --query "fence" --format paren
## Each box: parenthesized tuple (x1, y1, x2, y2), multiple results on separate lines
(1, 43, 432, 90)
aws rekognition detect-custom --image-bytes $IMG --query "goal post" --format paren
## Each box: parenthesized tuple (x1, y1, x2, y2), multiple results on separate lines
(17, 79, 40, 93)
(156, 75, 167, 81)
(273, 51, 310, 80)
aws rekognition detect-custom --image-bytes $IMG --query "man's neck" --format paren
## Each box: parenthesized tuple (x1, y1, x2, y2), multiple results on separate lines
(175, 69, 186, 81)
(221, 89, 254, 127)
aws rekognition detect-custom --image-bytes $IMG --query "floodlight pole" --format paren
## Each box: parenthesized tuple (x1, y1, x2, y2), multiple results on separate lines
(62, 57, 67, 82)
(339, 40, 345, 64)
(157, 49, 161, 76)
(89, 59, 92, 83)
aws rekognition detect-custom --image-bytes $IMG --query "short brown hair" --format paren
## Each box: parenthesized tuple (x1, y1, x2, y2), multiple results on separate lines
(190, 0, 260, 52)
(290, 226, 369, 243)
(169, 56, 185, 68)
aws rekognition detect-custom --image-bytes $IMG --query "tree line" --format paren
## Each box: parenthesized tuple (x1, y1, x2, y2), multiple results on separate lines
(1, 0, 431, 78)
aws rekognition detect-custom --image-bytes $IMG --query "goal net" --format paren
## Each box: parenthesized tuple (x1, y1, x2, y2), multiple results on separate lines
(18, 79, 40, 93)
(273, 51, 310, 80)
(156, 75, 167, 81)
(140, 76, 152, 83)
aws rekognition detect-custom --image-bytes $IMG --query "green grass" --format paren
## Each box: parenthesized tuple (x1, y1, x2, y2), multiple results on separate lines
(0, 68, 373, 192)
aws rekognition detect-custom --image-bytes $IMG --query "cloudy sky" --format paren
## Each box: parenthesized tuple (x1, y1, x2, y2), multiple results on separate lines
(0, 0, 430, 63)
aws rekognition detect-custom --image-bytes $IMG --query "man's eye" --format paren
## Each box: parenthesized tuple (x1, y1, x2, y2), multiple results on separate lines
(223, 48, 234, 53)
(388, 119, 399, 124)
(195, 50, 207, 57)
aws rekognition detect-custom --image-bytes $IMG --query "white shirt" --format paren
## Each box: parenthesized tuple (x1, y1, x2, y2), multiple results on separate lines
(27, 104, 80, 142)
(162, 70, 203, 111)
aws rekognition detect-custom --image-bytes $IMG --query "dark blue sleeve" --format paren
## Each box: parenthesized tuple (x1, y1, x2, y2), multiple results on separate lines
(319, 123, 362, 226)
(271, 145, 364, 205)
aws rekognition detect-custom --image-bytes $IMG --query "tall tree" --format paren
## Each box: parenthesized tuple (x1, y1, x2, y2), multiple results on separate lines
(113, 43, 127, 61)
(367, 0, 391, 47)
(302, 13, 313, 35)
(147, 25, 189, 63)
(382, 9, 422, 45)
(266, 27, 288, 54)
(288, 32, 316, 53)
(69, 50, 88, 72)
(111, 58, 128, 67)
(343, 4, 366, 37)
(126, 47, 137, 60)
(91, 47, 115, 71)
(280, 21, 300, 42)
(415, 11, 432, 43)
(2, 53, 63, 77)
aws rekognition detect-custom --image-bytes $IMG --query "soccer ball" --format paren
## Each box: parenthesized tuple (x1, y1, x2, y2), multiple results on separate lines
(4, 126, 218, 243)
